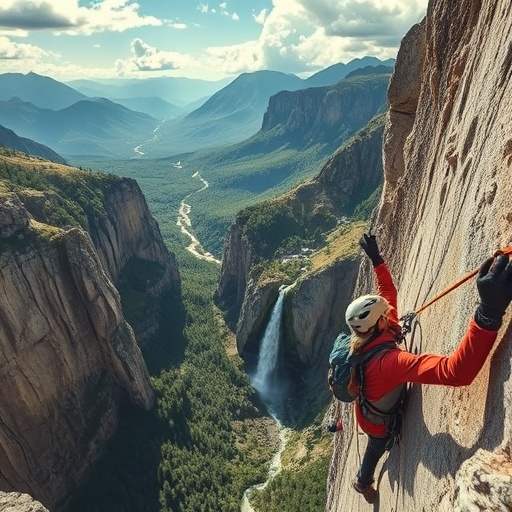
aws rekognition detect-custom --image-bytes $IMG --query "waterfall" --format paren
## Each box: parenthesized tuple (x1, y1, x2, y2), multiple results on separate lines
(242, 284, 294, 511)
(252, 284, 292, 403)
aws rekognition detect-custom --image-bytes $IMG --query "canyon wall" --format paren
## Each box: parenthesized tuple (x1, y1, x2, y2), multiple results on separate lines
(0, 162, 181, 509)
(217, 115, 384, 381)
(327, 0, 512, 509)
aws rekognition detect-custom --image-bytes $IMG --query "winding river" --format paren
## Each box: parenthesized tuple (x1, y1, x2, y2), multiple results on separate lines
(176, 171, 221, 264)
(174, 164, 288, 510)
(241, 421, 290, 511)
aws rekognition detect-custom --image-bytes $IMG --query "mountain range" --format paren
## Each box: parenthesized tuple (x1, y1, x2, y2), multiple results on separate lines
(133, 57, 396, 157)
(0, 124, 66, 164)
(0, 56, 394, 159)
(0, 96, 157, 157)
(148, 70, 393, 257)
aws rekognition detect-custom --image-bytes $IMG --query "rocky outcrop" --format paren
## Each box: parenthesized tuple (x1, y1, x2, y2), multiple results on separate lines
(89, 178, 181, 346)
(0, 491, 49, 511)
(213, 222, 253, 329)
(0, 159, 181, 509)
(0, 193, 30, 237)
(327, 0, 512, 509)
(261, 74, 390, 150)
(90, 178, 178, 286)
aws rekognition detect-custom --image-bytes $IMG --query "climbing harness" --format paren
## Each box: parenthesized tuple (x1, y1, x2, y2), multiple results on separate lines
(332, 245, 512, 478)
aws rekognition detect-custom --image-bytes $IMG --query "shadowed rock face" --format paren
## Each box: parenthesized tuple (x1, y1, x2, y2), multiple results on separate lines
(0, 226, 153, 508)
(327, 1, 512, 510)
(0, 172, 181, 509)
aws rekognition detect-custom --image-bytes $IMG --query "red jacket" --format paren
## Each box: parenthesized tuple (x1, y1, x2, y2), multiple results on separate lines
(355, 263, 498, 437)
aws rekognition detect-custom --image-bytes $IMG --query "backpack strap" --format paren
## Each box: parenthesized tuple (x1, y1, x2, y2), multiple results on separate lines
(357, 343, 405, 419)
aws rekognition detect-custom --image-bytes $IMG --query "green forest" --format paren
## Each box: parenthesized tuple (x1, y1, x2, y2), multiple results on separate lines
(0, 143, 344, 511)
(0, 140, 375, 511)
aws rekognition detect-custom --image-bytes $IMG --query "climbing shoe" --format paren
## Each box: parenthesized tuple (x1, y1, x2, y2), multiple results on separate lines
(353, 481, 378, 504)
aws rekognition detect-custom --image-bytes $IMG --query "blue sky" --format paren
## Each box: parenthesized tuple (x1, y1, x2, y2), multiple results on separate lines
(0, 0, 428, 82)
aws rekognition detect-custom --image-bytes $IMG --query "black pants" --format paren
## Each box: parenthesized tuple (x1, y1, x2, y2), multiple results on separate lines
(357, 434, 391, 486)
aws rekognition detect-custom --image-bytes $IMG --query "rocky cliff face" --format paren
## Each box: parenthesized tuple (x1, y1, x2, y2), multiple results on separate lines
(216, 116, 384, 414)
(262, 74, 390, 149)
(327, 0, 512, 509)
(216, 114, 384, 336)
(90, 178, 177, 284)
(88, 178, 181, 346)
(0, 491, 49, 511)
(214, 221, 253, 330)
(0, 160, 181, 509)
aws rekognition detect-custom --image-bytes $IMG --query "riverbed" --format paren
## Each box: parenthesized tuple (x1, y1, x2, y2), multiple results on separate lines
(241, 420, 291, 511)
(176, 171, 221, 264)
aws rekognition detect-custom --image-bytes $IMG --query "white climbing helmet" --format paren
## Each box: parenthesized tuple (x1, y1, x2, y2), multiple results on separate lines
(345, 294, 390, 334)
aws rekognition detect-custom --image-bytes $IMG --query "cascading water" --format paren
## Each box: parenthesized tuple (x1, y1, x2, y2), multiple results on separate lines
(243, 284, 294, 511)
(251, 284, 293, 406)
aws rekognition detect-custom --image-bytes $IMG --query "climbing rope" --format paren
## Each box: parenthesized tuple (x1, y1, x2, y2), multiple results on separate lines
(335, 245, 512, 496)
(399, 244, 512, 339)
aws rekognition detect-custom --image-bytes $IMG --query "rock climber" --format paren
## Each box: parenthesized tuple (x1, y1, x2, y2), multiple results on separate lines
(346, 233, 512, 504)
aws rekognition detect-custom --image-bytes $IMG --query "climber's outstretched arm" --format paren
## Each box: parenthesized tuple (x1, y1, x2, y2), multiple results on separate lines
(379, 254, 512, 388)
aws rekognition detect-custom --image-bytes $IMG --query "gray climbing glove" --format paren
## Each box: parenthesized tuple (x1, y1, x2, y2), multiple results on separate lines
(474, 254, 512, 330)
(360, 233, 384, 267)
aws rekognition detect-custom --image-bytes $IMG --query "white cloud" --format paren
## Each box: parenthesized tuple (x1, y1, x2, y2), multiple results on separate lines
(0, 0, 428, 80)
(201, 0, 427, 76)
(203, 40, 263, 75)
(0, 0, 162, 35)
(253, 9, 269, 25)
(168, 21, 187, 30)
(115, 37, 197, 74)
(296, 0, 426, 40)
(0, 34, 54, 59)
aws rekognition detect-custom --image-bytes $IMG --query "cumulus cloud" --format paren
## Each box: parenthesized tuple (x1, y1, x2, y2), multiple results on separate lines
(297, 0, 426, 41)
(0, 34, 55, 60)
(203, 0, 426, 76)
(115, 37, 196, 74)
(0, 0, 162, 35)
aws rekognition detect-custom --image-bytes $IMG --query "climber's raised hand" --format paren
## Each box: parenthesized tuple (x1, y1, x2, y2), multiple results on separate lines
(359, 233, 384, 267)
(474, 254, 512, 330)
